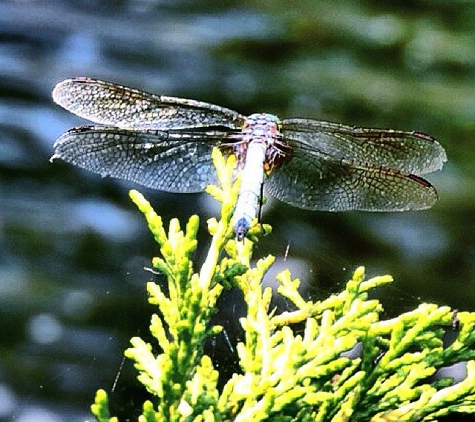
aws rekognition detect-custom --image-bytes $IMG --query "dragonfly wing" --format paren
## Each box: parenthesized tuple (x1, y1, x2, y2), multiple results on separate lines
(51, 126, 231, 192)
(53, 78, 246, 130)
(266, 150, 438, 211)
(281, 119, 447, 175)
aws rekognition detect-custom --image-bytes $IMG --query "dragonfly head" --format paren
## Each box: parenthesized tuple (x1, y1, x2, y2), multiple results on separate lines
(244, 113, 281, 131)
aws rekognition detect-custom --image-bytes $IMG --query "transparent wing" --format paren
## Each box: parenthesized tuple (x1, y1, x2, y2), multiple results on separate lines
(281, 119, 447, 175)
(51, 126, 236, 192)
(52, 78, 246, 130)
(266, 148, 438, 211)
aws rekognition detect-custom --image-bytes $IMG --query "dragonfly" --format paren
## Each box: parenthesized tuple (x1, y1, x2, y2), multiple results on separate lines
(51, 78, 447, 240)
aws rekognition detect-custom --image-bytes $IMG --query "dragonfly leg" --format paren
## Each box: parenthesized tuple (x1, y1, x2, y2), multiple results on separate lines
(256, 180, 266, 234)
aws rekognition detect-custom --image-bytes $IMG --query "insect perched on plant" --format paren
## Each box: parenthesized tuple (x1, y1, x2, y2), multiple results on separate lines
(52, 78, 447, 240)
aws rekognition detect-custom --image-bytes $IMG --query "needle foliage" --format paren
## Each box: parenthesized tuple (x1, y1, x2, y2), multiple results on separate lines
(90, 149, 475, 422)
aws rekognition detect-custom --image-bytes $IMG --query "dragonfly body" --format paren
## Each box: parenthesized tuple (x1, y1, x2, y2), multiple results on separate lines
(52, 78, 447, 240)
(232, 113, 286, 240)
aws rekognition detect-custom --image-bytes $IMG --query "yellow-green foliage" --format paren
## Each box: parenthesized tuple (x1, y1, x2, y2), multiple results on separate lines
(90, 149, 475, 422)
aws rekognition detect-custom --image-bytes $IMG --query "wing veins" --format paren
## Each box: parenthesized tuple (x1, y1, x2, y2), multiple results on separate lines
(53, 77, 246, 130)
(281, 118, 447, 175)
(51, 125, 231, 192)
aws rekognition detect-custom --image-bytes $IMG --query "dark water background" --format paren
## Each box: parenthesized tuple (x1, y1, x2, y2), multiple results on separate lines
(1, 0, 475, 420)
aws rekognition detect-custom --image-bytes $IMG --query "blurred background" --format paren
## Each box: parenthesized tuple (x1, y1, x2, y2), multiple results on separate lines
(1, 0, 474, 420)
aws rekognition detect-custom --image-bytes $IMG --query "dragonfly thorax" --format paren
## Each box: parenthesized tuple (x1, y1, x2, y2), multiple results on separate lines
(242, 113, 281, 141)
(237, 113, 287, 174)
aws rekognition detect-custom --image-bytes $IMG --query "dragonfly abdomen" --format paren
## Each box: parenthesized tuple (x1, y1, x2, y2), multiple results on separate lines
(233, 140, 266, 240)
